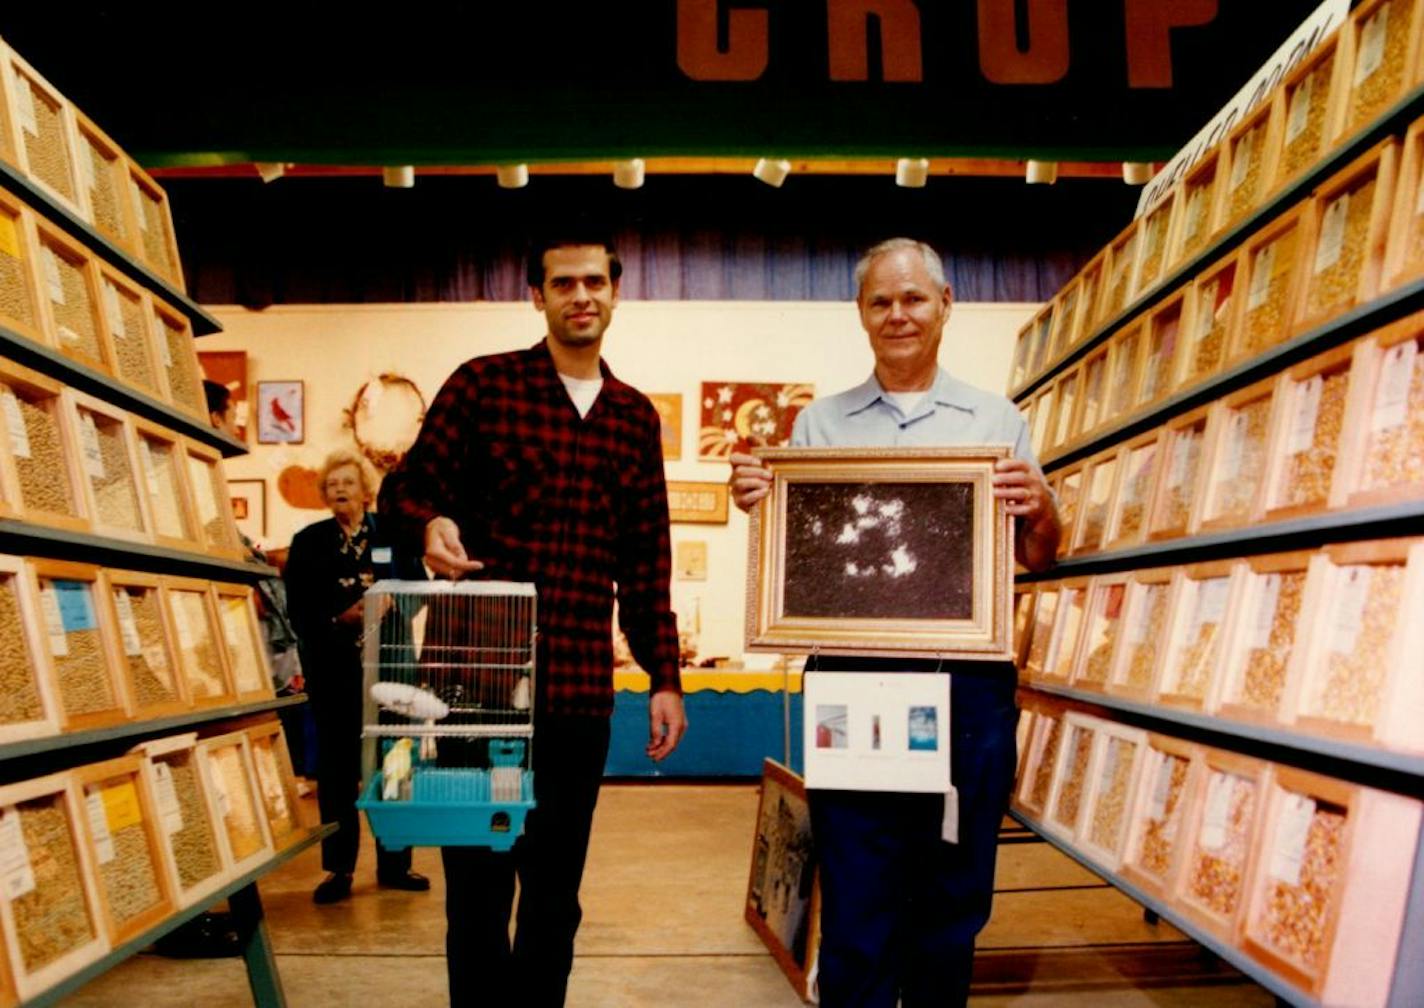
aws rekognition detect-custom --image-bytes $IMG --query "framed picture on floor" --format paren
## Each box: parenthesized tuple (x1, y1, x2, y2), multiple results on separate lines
(745, 758, 820, 1002)
(746, 446, 1015, 660)
(255, 380, 304, 444)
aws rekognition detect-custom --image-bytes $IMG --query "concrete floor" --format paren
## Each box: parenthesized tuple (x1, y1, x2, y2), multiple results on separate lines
(58, 783, 1276, 1007)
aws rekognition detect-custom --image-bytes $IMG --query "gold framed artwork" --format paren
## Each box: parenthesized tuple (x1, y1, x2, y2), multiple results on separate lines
(666, 480, 729, 524)
(698, 381, 813, 459)
(648, 393, 682, 461)
(746, 446, 1014, 660)
(675, 540, 708, 581)
(744, 758, 819, 1002)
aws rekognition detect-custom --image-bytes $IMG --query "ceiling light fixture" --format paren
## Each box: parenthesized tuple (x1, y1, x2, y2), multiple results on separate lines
(496, 164, 529, 188)
(254, 162, 286, 183)
(1121, 162, 1154, 185)
(613, 158, 646, 189)
(752, 158, 792, 188)
(1025, 160, 1058, 185)
(382, 165, 415, 188)
(895, 158, 930, 188)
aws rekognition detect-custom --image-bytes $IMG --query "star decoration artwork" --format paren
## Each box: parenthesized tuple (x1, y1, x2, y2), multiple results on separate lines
(697, 381, 814, 459)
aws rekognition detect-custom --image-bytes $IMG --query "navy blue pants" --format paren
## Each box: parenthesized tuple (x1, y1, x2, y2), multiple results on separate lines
(808, 666, 1019, 1008)
(441, 715, 611, 1007)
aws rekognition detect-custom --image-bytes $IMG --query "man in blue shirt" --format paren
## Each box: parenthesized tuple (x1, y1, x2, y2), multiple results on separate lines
(731, 237, 1060, 1007)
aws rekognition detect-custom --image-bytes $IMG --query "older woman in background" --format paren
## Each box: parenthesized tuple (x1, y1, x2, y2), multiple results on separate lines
(285, 449, 429, 904)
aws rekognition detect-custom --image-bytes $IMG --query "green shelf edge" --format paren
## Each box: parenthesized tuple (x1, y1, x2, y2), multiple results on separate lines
(0, 321, 244, 457)
(0, 159, 220, 336)
(0, 518, 276, 582)
(1012, 80, 1424, 406)
(19, 824, 337, 1008)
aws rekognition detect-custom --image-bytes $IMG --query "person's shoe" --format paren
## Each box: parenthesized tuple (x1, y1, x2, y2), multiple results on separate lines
(153, 912, 242, 958)
(377, 870, 430, 892)
(312, 872, 353, 904)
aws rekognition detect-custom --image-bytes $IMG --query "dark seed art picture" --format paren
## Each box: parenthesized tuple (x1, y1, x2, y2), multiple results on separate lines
(782, 481, 975, 620)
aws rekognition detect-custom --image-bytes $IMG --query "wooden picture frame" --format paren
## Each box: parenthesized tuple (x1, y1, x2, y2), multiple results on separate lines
(228, 479, 266, 541)
(0, 193, 46, 348)
(1272, 29, 1350, 195)
(197, 350, 249, 442)
(0, 555, 61, 743)
(1042, 711, 1100, 841)
(1170, 148, 1227, 269)
(64, 388, 152, 543)
(1336, 310, 1424, 509)
(131, 733, 230, 908)
(33, 221, 111, 377)
(0, 772, 107, 1001)
(746, 447, 1014, 660)
(183, 439, 244, 558)
(0, 359, 87, 529)
(1215, 551, 1314, 727)
(1196, 378, 1276, 533)
(1013, 703, 1066, 819)
(1076, 720, 1149, 871)
(1, 47, 83, 218)
(1131, 184, 1179, 298)
(1153, 559, 1244, 713)
(1229, 204, 1310, 366)
(1106, 567, 1180, 701)
(29, 558, 131, 732)
(129, 417, 200, 552)
(1260, 340, 1359, 523)
(1040, 575, 1091, 686)
(245, 719, 311, 851)
(71, 755, 176, 945)
(255, 379, 304, 444)
(104, 569, 190, 720)
(1219, 95, 1285, 237)
(1120, 733, 1200, 901)
(666, 480, 728, 524)
(1177, 250, 1242, 390)
(745, 758, 819, 1002)
(212, 584, 275, 703)
(648, 392, 682, 461)
(159, 578, 237, 709)
(149, 298, 205, 421)
(1339, 0, 1424, 140)
(196, 731, 275, 877)
(1099, 221, 1141, 325)
(1381, 113, 1424, 291)
(1071, 573, 1129, 693)
(94, 264, 162, 400)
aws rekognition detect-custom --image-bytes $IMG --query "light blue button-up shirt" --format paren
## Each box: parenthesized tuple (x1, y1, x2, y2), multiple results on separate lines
(791, 367, 1039, 473)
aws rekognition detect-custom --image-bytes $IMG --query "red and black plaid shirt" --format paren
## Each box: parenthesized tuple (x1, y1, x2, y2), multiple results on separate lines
(378, 340, 681, 716)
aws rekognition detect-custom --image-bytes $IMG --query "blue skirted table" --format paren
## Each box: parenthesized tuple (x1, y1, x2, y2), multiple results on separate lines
(606, 670, 804, 777)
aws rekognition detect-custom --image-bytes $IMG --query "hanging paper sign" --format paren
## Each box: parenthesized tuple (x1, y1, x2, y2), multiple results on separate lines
(0, 807, 36, 899)
(1289, 375, 1324, 453)
(113, 589, 143, 656)
(1250, 573, 1283, 649)
(85, 789, 117, 864)
(1312, 193, 1349, 275)
(152, 762, 184, 836)
(1247, 243, 1276, 310)
(1268, 793, 1316, 885)
(1371, 341, 1416, 432)
(2, 390, 30, 459)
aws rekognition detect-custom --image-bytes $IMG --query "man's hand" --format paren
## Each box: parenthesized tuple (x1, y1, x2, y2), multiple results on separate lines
(992, 457, 1060, 572)
(646, 689, 687, 761)
(730, 451, 773, 512)
(425, 517, 484, 580)
(336, 593, 391, 626)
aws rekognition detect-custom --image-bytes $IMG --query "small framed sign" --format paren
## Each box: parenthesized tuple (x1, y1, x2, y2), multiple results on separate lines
(255, 381, 304, 444)
(803, 671, 951, 793)
(667, 480, 729, 524)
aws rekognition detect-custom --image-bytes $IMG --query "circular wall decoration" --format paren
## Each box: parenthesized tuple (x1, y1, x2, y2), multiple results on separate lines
(344, 373, 427, 472)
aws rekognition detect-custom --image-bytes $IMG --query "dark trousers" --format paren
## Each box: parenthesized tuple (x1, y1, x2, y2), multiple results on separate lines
(310, 673, 410, 878)
(442, 715, 611, 1008)
(809, 670, 1019, 1008)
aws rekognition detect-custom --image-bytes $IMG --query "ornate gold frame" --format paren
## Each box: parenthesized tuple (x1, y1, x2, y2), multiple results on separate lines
(746, 446, 1014, 660)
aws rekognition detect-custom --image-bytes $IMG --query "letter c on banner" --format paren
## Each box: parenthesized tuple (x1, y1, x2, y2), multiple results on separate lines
(977, 0, 1070, 85)
(676, 0, 770, 81)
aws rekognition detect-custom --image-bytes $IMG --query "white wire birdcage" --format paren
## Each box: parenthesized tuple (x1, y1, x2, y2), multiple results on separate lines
(355, 579, 537, 850)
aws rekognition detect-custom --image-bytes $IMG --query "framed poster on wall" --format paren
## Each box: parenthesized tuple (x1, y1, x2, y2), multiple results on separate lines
(228, 479, 266, 541)
(255, 381, 304, 444)
(197, 350, 249, 441)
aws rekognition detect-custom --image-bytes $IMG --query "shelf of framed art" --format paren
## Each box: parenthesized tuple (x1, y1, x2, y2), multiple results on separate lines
(1011, 698, 1423, 1008)
(0, 39, 209, 332)
(1018, 534, 1424, 761)
(0, 728, 320, 1006)
(1008, 30, 1424, 405)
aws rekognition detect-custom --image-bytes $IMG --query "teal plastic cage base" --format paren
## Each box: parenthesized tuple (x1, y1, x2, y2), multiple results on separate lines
(357, 767, 535, 851)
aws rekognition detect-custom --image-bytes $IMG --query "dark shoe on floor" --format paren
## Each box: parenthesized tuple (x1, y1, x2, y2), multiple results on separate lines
(377, 870, 430, 892)
(313, 872, 353, 904)
(153, 912, 243, 958)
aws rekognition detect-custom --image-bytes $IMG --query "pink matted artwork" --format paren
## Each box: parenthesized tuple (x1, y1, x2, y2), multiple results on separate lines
(698, 381, 814, 460)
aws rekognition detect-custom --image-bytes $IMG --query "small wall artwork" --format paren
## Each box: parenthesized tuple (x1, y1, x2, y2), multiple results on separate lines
(802, 671, 951, 793)
(698, 382, 813, 459)
(256, 380, 305, 444)
(197, 350, 249, 440)
(228, 479, 266, 540)
(667, 481, 729, 524)
(675, 540, 708, 581)
(648, 393, 682, 461)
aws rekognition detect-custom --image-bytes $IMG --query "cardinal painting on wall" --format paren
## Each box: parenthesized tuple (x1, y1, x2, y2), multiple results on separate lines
(698, 381, 813, 460)
(256, 380, 305, 444)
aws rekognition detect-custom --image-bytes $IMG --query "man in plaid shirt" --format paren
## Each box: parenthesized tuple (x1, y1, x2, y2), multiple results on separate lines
(379, 233, 687, 1006)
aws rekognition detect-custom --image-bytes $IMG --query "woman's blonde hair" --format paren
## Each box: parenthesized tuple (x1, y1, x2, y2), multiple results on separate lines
(317, 449, 377, 505)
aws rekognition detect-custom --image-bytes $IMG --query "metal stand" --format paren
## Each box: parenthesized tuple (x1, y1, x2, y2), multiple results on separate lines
(231, 883, 285, 1008)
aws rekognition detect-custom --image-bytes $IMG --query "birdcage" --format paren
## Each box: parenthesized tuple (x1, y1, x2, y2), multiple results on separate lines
(355, 580, 536, 851)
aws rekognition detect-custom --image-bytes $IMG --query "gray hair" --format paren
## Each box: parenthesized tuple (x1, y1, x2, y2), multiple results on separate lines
(853, 238, 948, 298)
(317, 449, 378, 506)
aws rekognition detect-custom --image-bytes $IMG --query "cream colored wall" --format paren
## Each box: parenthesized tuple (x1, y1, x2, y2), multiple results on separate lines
(201, 299, 1038, 668)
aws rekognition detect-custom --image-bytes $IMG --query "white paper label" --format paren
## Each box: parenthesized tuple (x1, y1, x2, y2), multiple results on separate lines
(16, 79, 38, 137)
(1372, 341, 1416, 432)
(1183, 188, 1204, 241)
(1331, 565, 1372, 654)
(55, 324, 80, 347)
(85, 791, 116, 865)
(1200, 772, 1233, 851)
(79, 412, 105, 480)
(102, 281, 125, 339)
(41, 246, 64, 305)
(0, 808, 35, 899)
(155, 316, 172, 367)
(1222, 412, 1246, 480)
(1286, 72, 1314, 144)
(1289, 375, 1324, 454)
(1196, 578, 1230, 626)
(40, 585, 68, 657)
(2, 390, 30, 459)
(255, 747, 290, 822)
(1229, 129, 1254, 192)
(209, 765, 232, 820)
(172, 600, 196, 652)
(1355, 5, 1389, 85)
(77, 143, 96, 194)
(138, 439, 162, 496)
(1170, 432, 1192, 488)
(113, 589, 142, 656)
(1150, 753, 1174, 821)
(1098, 740, 1121, 795)
(1313, 193, 1349, 275)
(152, 763, 184, 836)
(141, 643, 167, 672)
(1127, 590, 1155, 646)
(1195, 278, 1218, 343)
(1248, 243, 1276, 310)
(223, 610, 242, 650)
(1250, 573, 1283, 650)
(1269, 794, 1316, 886)
(132, 179, 148, 232)
(1029, 721, 1051, 778)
